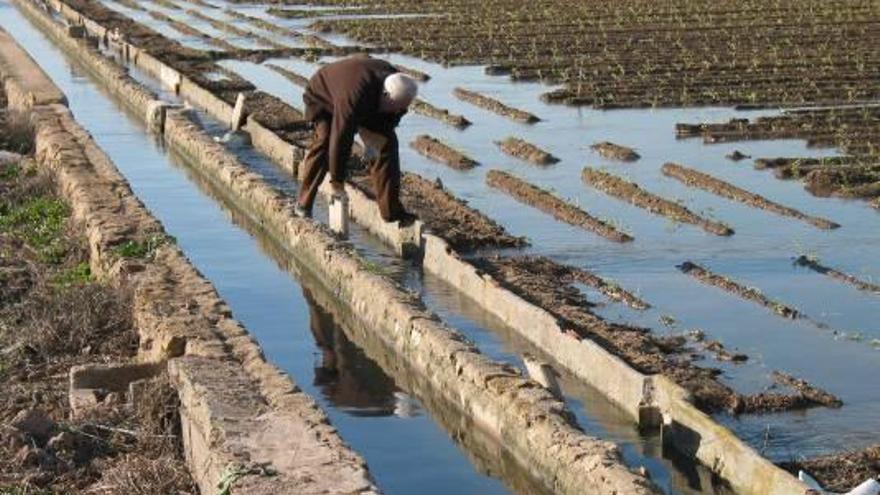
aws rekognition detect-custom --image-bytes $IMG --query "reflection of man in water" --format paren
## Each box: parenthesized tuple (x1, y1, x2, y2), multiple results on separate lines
(304, 287, 402, 416)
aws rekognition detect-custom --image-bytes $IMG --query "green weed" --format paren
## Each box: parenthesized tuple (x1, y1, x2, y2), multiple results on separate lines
(112, 233, 172, 260)
(52, 262, 93, 287)
(0, 196, 70, 264)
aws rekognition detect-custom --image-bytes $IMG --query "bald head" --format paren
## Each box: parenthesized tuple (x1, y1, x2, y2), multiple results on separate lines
(380, 73, 418, 113)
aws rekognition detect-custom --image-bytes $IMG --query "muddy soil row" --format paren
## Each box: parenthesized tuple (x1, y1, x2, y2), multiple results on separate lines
(581, 168, 734, 236)
(506, 256, 649, 310)
(410, 98, 471, 129)
(794, 255, 880, 294)
(677, 261, 800, 319)
(452, 87, 539, 124)
(485, 170, 633, 243)
(675, 108, 880, 205)
(590, 141, 640, 162)
(146, 9, 239, 52)
(392, 63, 429, 81)
(471, 256, 833, 415)
(754, 156, 863, 171)
(410, 134, 478, 170)
(661, 163, 840, 229)
(494, 137, 558, 165)
(351, 169, 526, 252)
(265, 62, 310, 87)
(183, 8, 289, 50)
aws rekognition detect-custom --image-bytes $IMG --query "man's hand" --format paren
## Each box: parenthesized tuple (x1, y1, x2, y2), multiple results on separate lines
(330, 180, 347, 199)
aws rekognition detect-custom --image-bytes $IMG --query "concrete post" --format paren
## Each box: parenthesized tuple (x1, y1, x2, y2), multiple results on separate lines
(329, 194, 350, 238)
(145, 101, 167, 135)
(67, 24, 85, 39)
(230, 92, 246, 131)
(523, 355, 562, 399)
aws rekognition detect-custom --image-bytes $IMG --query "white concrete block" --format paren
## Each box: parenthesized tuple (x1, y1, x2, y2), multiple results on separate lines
(329, 194, 350, 238)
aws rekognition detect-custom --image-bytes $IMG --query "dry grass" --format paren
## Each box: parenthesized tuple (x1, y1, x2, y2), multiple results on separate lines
(0, 109, 36, 155)
(0, 116, 193, 493)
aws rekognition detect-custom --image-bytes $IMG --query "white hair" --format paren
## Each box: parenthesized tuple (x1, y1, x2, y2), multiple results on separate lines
(384, 73, 418, 106)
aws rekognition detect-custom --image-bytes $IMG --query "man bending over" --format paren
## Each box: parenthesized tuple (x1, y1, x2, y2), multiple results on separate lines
(296, 56, 418, 223)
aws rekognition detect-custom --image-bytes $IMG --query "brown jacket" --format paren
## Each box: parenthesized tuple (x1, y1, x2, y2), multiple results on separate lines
(303, 57, 404, 182)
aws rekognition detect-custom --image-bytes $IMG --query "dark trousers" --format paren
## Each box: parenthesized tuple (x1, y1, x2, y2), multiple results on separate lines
(297, 117, 405, 221)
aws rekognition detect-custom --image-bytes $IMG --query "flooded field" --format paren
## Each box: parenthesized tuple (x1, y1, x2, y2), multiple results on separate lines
(3, 0, 878, 493)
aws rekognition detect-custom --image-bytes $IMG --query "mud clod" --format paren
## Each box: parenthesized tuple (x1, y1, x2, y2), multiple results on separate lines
(726, 150, 751, 161)
(677, 261, 800, 319)
(590, 141, 640, 162)
(486, 170, 632, 243)
(410, 99, 471, 129)
(453, 87, 539, 124)
(410, 134, 478, 170)
(582, 168, 734, 236)
(661, 162, 839, 229)
(494, 137, 559, 165)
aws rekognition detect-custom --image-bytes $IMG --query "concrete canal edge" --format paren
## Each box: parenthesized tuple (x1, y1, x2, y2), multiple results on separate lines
(9, 1, 664, 494)
(0, 22, 379, 495)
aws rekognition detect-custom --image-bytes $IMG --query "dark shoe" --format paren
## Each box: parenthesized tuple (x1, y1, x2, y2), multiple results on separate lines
(390, 211, 418, 226)
(294, 204, 312, 219)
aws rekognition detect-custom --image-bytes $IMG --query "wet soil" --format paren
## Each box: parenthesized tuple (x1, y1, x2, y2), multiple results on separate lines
(581, 168, 734, 236)
(771, 371, 842, 409)
(661, 163, 840, 230)
(452, 87, 539, 124)
(781, 445, 880, 493)
(304, 0, 880, 108)
(590, 141, 640, 162)
(677, 261, 800, 319)
(794, 255, 880, 294)
(677, 107, 880, 206)
(351, 170, 527, 252)
(410, 98, 471, 129)
(409, 134, 478, 170)
(494, 137, 558, 166)
(485, 170, 633, 243)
